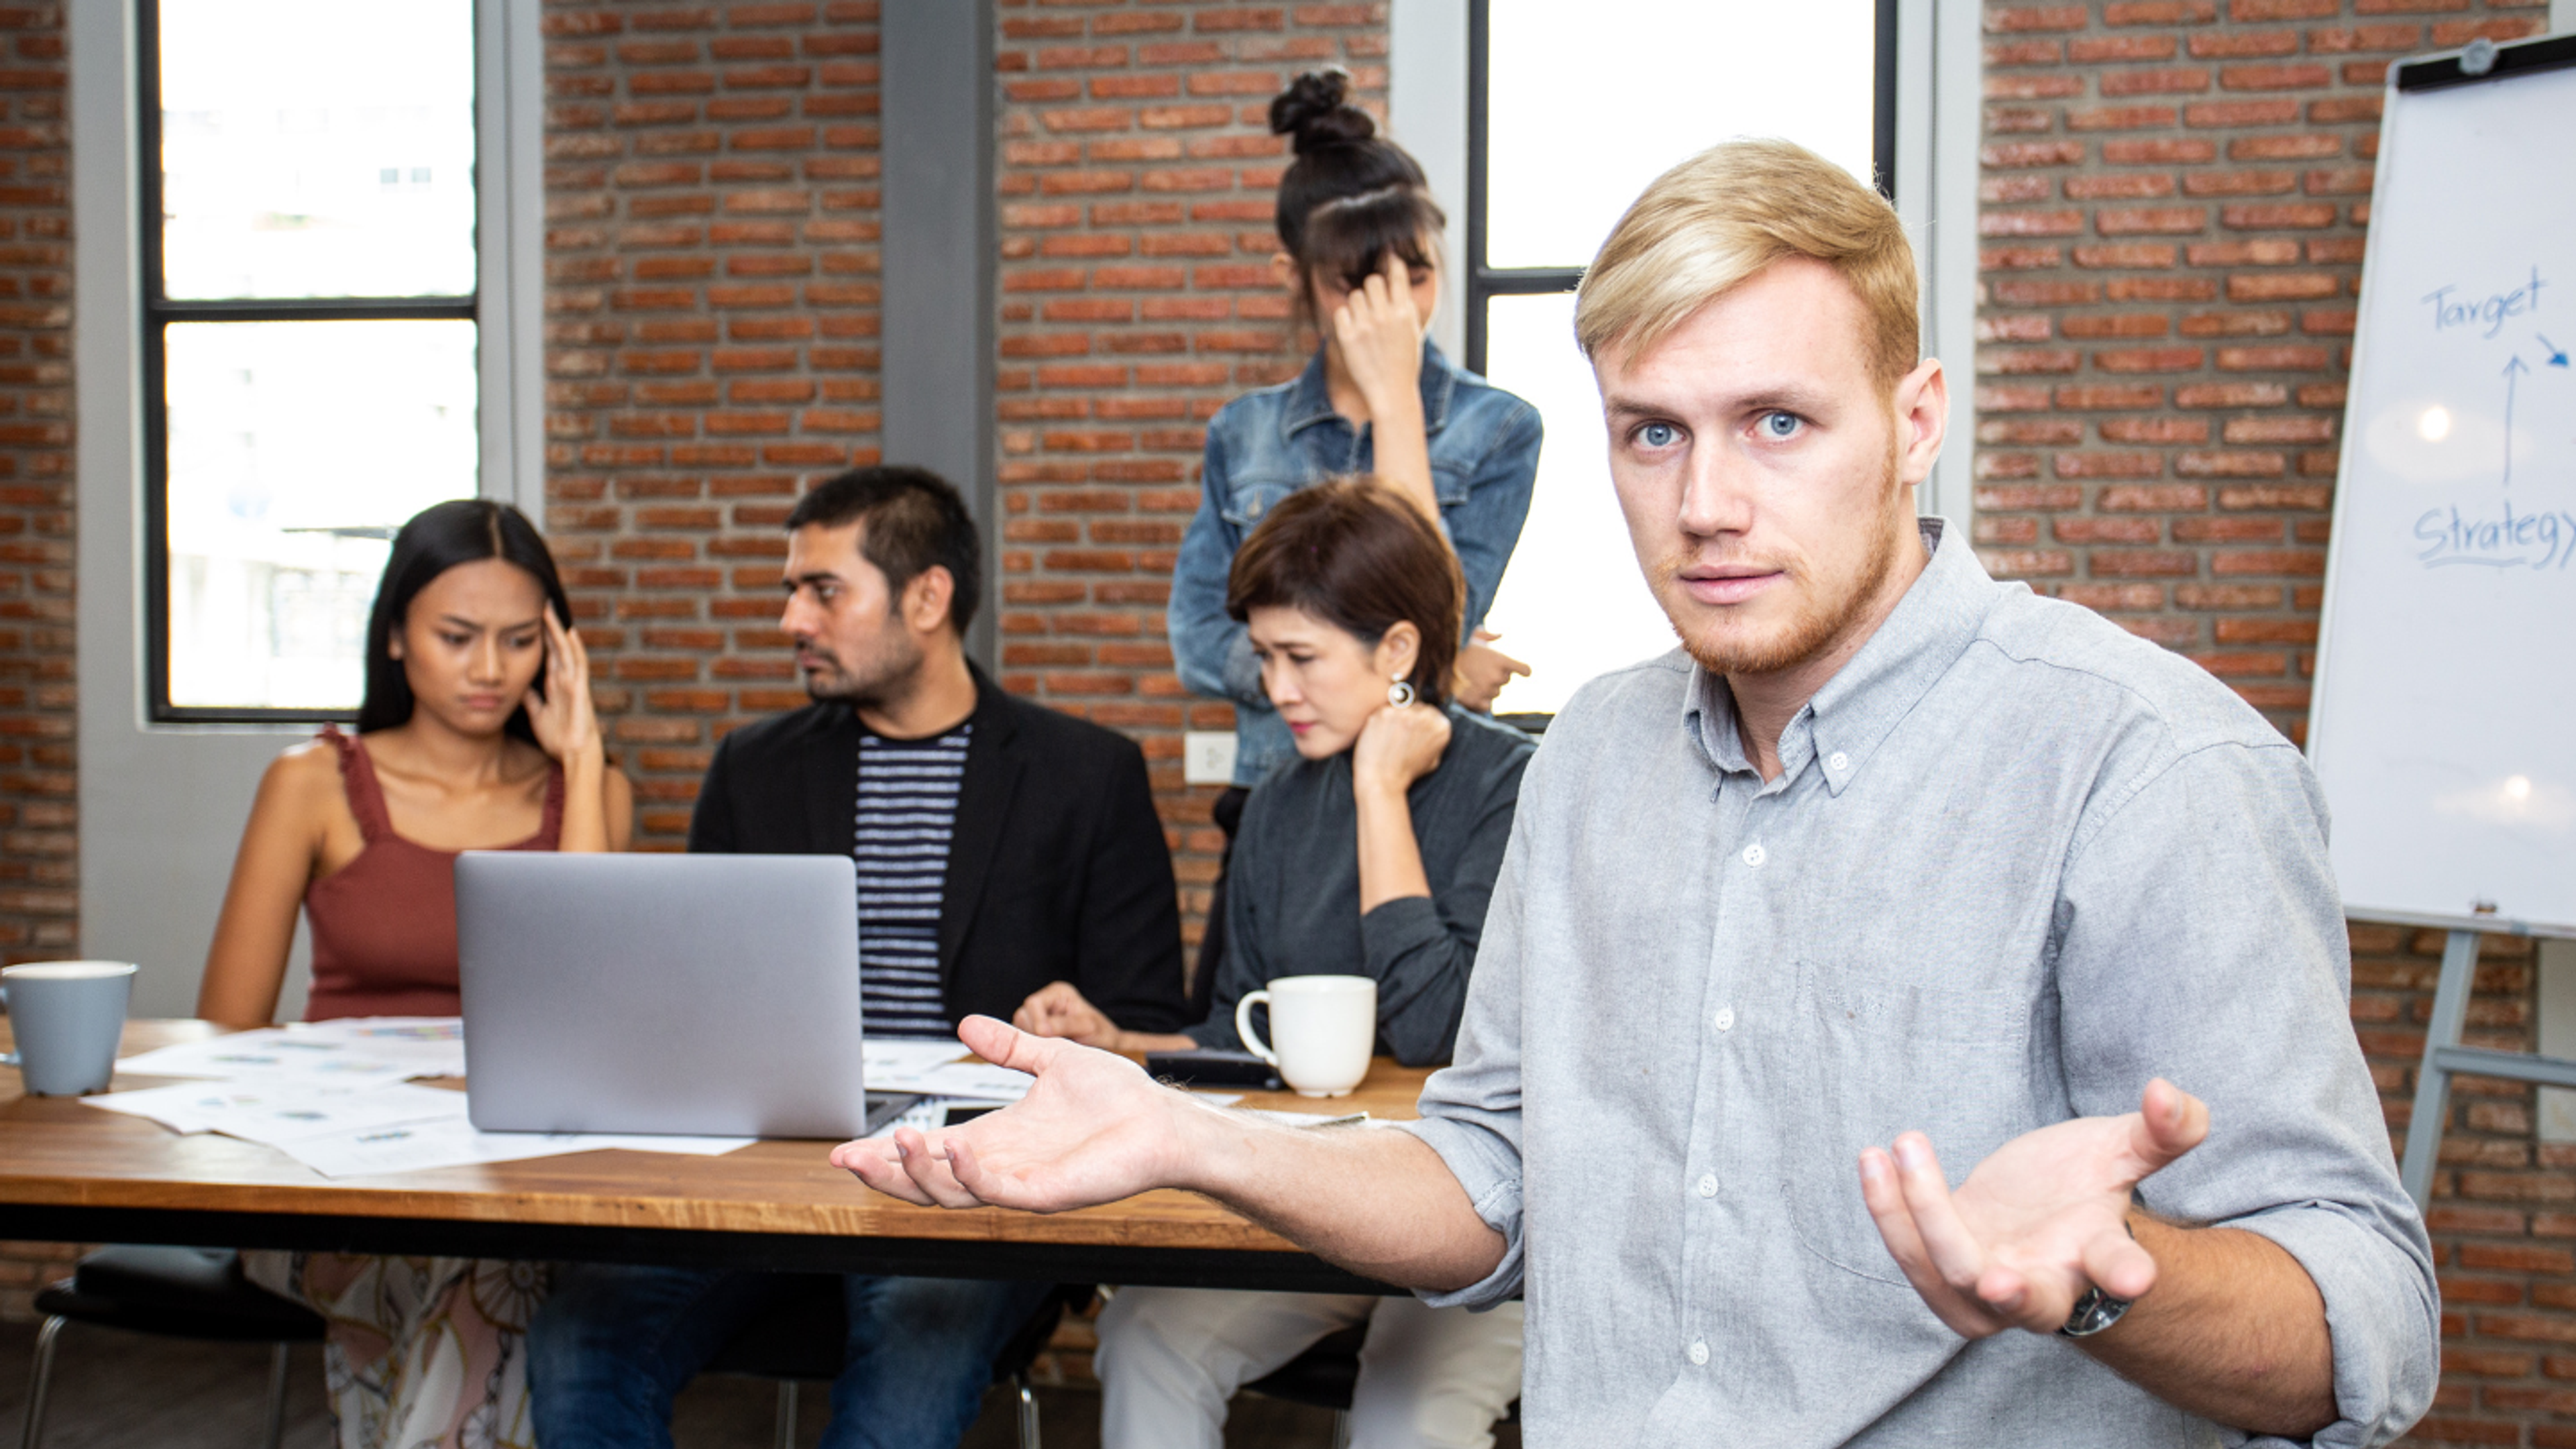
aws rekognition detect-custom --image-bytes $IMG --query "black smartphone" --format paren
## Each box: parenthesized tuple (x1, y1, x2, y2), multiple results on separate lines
(1144, 1049, 1281, 1091)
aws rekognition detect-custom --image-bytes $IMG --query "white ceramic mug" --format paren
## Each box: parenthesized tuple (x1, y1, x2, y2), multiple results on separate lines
(1235, 975, 1377, 1097)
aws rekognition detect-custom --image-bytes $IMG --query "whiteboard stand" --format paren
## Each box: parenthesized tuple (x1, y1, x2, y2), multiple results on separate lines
(2399, 927, 2576, 1210)
(2292, 27, 2576, 1213)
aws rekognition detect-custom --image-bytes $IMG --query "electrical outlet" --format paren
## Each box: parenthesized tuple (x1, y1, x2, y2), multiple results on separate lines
(1183, 731, 1238, 786)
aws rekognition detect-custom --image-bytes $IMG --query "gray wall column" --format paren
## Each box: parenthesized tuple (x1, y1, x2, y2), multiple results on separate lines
(880, 1, 1000, 669)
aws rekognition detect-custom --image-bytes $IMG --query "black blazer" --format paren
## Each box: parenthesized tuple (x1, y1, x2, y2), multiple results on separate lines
(688, 667, 1189, 1034)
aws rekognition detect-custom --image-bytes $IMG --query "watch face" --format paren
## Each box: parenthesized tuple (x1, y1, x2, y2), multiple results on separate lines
(2059, 1287, 2133, 1338)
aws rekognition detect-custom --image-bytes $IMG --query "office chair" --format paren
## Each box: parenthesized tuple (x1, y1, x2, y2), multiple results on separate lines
(18, 1245, 326, 1449)
(701, 1278, 1089, 1449)
(1238, 1323, 1370, 1449)
(1240, 1322, 1521, 1449)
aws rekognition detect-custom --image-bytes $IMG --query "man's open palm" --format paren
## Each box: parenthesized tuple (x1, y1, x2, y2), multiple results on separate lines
(829, 1016, 1193, 1214)
(1859, 1078, 2209, 1338)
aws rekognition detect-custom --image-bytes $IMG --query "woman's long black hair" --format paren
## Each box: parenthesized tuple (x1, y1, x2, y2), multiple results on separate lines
(357, 499, 572, 741)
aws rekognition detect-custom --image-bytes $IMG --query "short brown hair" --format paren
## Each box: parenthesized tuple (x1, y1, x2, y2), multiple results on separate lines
(1575, 139, 1919, 389)
(1226, 478, 1463, 708)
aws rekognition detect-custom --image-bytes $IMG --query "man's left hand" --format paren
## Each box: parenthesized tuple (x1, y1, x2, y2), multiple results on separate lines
(1858, 1078, 2208, 1338)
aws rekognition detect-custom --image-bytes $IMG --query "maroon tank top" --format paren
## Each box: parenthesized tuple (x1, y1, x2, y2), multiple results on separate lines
(301, 727, 564, 1022)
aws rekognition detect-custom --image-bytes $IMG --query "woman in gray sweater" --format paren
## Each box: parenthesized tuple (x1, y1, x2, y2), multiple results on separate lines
(1016, 476, 1532, 1448)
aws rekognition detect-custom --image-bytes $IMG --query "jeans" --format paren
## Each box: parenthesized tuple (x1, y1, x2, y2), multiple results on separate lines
(527, 1265, 1053, 1449)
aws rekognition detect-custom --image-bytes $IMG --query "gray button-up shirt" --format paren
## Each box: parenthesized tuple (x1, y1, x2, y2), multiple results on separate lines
(1399, 521, 2437, 1448)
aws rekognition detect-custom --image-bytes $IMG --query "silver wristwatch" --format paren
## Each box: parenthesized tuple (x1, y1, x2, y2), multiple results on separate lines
(2057, 1285, 2133, 1338)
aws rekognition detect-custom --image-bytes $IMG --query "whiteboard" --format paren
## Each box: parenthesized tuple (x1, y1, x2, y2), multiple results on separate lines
(2308, 40, 2576, 936)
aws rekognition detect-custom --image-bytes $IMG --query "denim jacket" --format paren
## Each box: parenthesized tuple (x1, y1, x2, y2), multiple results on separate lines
(1170, 341, 1543, 786)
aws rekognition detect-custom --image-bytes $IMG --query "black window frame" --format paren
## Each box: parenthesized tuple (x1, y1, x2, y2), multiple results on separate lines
(1463, 0, 1902, 373)
(138, 0, 482, 725)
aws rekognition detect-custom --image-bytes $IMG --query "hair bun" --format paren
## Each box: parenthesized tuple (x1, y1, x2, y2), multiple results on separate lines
(1269, 68, 1375, 153)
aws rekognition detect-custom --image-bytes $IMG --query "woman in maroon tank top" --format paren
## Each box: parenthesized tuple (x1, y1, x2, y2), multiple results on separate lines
(202, 500, 631, 1023)
(199, 500, 632, 1449)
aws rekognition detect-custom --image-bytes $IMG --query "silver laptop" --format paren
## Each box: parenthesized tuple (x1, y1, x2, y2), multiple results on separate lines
(456, 852, 916, 1139)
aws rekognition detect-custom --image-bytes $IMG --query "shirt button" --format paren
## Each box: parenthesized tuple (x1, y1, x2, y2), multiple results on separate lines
(1697, 1173, 1717, 1198)
(1712, 1006, 1735, 1032)
(1688, 1340, 1710, 1366)
(1741, 842, 1766, 867)
(1829, 750, 1850, 772)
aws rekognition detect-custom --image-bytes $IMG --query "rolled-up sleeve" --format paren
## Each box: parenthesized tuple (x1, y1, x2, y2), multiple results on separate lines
(1395, 768, 1540, 1310)
(2233, 1202, 2440, 1449)
(2054, 739, 2438, 1448)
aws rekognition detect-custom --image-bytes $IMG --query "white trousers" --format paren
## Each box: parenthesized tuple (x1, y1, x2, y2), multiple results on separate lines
(1094, 1287, 1524, 1449)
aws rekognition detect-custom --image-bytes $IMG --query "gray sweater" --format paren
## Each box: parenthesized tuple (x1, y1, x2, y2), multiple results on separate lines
(1187, 705, 1534, 1066)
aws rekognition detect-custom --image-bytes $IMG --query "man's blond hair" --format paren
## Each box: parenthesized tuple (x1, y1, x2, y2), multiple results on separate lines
(1574, 140, 1919, 388)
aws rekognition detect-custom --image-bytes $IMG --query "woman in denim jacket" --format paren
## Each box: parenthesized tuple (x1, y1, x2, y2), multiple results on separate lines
(1167, 68, 1543, 1008)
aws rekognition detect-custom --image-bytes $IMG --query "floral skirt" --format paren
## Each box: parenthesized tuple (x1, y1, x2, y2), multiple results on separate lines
(244, 1252, 545, 1449)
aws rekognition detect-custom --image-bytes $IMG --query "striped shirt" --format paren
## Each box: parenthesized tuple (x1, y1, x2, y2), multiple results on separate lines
(854, 723, 969, 1040)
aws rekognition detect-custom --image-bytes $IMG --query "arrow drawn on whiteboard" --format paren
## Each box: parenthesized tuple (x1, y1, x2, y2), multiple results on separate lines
(2503, 354, 2528, 487)
(2541, 333, 2570, 368)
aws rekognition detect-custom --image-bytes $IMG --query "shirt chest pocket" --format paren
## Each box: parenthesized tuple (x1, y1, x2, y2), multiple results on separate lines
(1219, 476, 1302, 532)
(1764, 959, 2042, 1287)
(1428, 458, 1472, 511)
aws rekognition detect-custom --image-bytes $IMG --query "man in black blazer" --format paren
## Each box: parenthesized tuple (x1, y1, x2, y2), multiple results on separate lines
(529, 465, 1188, 1449)
(688, 663, 1187, 1032)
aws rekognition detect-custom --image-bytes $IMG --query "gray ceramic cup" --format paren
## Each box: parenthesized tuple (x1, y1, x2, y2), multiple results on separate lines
(0, 961, 138, 1096)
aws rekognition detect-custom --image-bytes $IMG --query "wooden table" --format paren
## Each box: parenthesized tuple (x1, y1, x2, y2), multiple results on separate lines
(0, 1020, 1422, 1293)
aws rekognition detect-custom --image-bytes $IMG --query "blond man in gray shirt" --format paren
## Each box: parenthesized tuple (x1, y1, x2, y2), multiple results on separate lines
(837, 140, 2438, 1448)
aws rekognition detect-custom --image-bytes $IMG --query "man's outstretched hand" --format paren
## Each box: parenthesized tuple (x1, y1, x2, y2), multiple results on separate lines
(828, 1015, 1199, 1214)
(1859, 1078, 2209, 1338)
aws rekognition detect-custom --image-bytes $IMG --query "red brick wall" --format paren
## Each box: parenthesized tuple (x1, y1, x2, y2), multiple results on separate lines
(1971, 0, 2544, 741)
(1973, 5, 2563, 1443)
(989, 0, 1388, 946)
(541, 0, 882, 845)
(0, 0, 72, 1322)
(0, 3, 74, 968)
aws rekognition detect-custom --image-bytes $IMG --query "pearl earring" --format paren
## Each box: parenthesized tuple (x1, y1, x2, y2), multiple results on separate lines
(1387, 676, 1416, 708)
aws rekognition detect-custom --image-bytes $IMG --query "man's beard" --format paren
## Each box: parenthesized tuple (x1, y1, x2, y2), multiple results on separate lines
(800, 630, 925, 709)
(1657, 451, 1904, 678)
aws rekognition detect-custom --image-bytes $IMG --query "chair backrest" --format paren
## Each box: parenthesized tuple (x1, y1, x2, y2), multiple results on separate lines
(1238, 1322, 1368, 1410)
(702, 1279, 1091, 1387)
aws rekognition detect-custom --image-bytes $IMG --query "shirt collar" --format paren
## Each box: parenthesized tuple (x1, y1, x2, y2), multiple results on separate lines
(1280, 340, 1461, 441)
(1679, 518, 1999, 795)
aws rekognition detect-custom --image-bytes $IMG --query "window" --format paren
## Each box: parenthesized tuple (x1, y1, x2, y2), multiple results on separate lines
(143, 0, 481, 720)
(1470, 0, 1896, 716)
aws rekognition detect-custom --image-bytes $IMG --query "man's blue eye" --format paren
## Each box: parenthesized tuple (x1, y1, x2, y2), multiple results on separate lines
(1639, 422, 1678, 448)
(1759, 412, 1800, 439)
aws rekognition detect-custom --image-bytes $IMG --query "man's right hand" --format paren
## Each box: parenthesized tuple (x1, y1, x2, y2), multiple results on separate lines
(830, 1015, 1206, 1214)
(835, 1016, 1513, 1297)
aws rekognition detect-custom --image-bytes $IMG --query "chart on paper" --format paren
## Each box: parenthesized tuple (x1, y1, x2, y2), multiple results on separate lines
(2308, 52, 2576, 933)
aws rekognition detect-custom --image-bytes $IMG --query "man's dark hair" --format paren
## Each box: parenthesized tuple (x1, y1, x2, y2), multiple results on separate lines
(786, 465, 983, 635)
